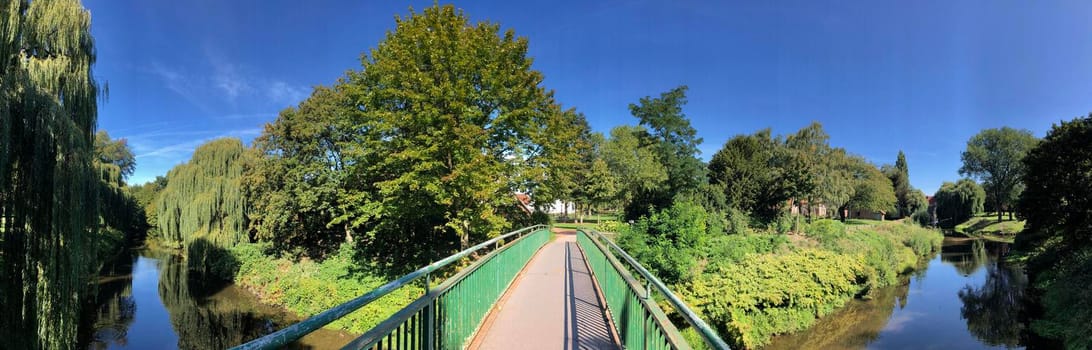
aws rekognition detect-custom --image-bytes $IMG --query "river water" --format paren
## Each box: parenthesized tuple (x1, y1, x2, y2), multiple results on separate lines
(765, 237, 1031, 349)
(78, 249, 355, 349)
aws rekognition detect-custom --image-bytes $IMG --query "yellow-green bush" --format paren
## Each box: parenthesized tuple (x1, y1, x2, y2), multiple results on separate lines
(682, 249, 869, 349)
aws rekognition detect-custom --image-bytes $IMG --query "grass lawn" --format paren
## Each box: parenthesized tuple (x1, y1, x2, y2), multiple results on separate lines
(552, 213, 619, 230)
(954, 213, 1025, 236)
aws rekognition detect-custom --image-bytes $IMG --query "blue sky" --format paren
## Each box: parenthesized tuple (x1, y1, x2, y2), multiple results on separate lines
(85, 0, 1092, 193)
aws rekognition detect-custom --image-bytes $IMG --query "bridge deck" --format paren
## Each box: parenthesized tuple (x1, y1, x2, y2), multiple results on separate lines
(470, 230, 620, 350)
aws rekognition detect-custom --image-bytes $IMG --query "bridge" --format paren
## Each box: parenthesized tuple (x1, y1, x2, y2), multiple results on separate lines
(231, 225, 730, 350)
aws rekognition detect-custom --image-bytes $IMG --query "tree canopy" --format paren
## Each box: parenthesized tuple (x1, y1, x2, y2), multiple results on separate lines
(94, 130, 136, 181)
(934, 179, 986, 228)
(316, 5, 581, 270)
(155, 138, 250, 272)
(0, 0, 101, 348)
(959, 127, 1038, 222)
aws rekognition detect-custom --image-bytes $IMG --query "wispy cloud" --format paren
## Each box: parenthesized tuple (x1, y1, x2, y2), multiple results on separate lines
(267, 80, 309, 106)
(134, 127, 262, 159)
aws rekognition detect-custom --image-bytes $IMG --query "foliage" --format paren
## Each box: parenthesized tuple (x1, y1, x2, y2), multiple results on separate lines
(155, 138, 250, 273)
(626, 85, 705, 218)
(616, 200, 717, 284)
(844, 156, 897, 217)
(94, 130, 136, 180)
(230, 242, 418, 334)
(245, 86, 354, 256)
(602, 125, 668, 219)
(883, 151, 912, 217)
(701, 233, 789, 264)
(0, 0, 102, 348)
(322, 5, 577, 273)
(934, 179, 985, 228)
(910, 207, 932, 227)
(1014, 114, 1092, 349)
(959, 127, 1038, 222)
(594, 220, 628, 233)
(681, 249, 869, 349)
(707, 129, 791, 221)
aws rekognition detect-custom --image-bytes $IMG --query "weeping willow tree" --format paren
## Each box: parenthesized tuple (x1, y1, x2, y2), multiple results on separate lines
(155, 138, 249, 273)
(0, 0, 102, 349)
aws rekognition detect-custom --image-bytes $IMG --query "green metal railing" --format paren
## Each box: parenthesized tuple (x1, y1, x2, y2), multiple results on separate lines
(232, 225, 551, 350)
(577, 229, 731, 350)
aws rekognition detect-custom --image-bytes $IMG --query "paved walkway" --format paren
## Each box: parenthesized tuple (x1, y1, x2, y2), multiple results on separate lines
(470, 230, 619, 350)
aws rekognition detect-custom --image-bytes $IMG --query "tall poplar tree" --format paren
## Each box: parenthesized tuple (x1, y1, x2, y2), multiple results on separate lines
(0, 0, 101, 348)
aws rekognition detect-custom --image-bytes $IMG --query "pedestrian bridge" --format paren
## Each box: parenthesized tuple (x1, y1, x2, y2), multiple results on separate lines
(232, 225, 730, 350)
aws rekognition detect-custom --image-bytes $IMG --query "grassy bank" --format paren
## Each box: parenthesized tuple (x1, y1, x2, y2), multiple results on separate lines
(954, 213, 1025, 236)
(226, 243, 417, 334)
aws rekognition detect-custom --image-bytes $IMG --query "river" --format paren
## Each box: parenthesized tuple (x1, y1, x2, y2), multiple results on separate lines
(78, 249, 355, 349)
(765, 236, 1032, 349)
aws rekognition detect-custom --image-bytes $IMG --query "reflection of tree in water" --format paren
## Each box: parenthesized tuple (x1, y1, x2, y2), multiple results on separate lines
(763, 279, 911, 349)
(958, 261, 1028, 347)
(155, 251, 280, 349)
(81, 252, 138, 349)
(942, 239, 990, 276)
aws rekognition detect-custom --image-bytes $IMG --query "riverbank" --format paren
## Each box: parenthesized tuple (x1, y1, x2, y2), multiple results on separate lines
(226, 243, 418, 334)
(954, 214, 1025, 237)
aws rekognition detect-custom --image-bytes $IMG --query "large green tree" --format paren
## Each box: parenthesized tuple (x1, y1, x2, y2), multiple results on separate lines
(0, 0, 101, 348)
(1015, 114, 1092, 349)
(626, 86, 704, 219)
(245, 86, 354, 256)
(603, 125, 668, 218)
(155, 138, 250, 272)
(959, 127, 1038, 222)
(708, 129, 788, 221)
(332, 5, 571, 269)
(934, 179, 986, 228)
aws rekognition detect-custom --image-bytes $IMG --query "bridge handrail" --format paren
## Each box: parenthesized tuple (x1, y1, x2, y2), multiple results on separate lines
(579, 229, 731, 350)
(232, 224, 549, 350)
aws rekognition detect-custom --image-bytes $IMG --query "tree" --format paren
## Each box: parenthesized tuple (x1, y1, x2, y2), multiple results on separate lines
(959, 127, 1038, 222)
(582, 157, 619, 216)
(845, 156, 897, 218)
(883, 151, 913, 218)
(934, 179, 986, 228)
(245, 86, 354, 255)
(708, 129, 787, 221)
(95, 130, 136, 181)
(333, 5, 568, 269)
(0, 1, 102, 348)
(155, 138, 250, 273)
(627, 86, 704, 217)
(1017, 114, 1092, 256)
(602, 125, 668, 219)
(1014, 114, 1092, 349)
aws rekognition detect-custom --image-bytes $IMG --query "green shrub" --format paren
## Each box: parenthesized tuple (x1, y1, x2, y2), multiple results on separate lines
(910, 208, 932, 227)
(805, 219, 846, 240)
(703, 233, 789, 264)
(594, 220, 628, 233)
(681, 249, 869, 349)
(726, 208, 751, 235)
(1030, 248, 1092, 349)
(617, 201, 714, 284)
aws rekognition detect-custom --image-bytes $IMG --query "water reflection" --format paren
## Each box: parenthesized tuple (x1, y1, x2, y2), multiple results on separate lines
(957, 247, 1028, 347)
(79, 249, 354, 349)
(764, 238, 1031, 349)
